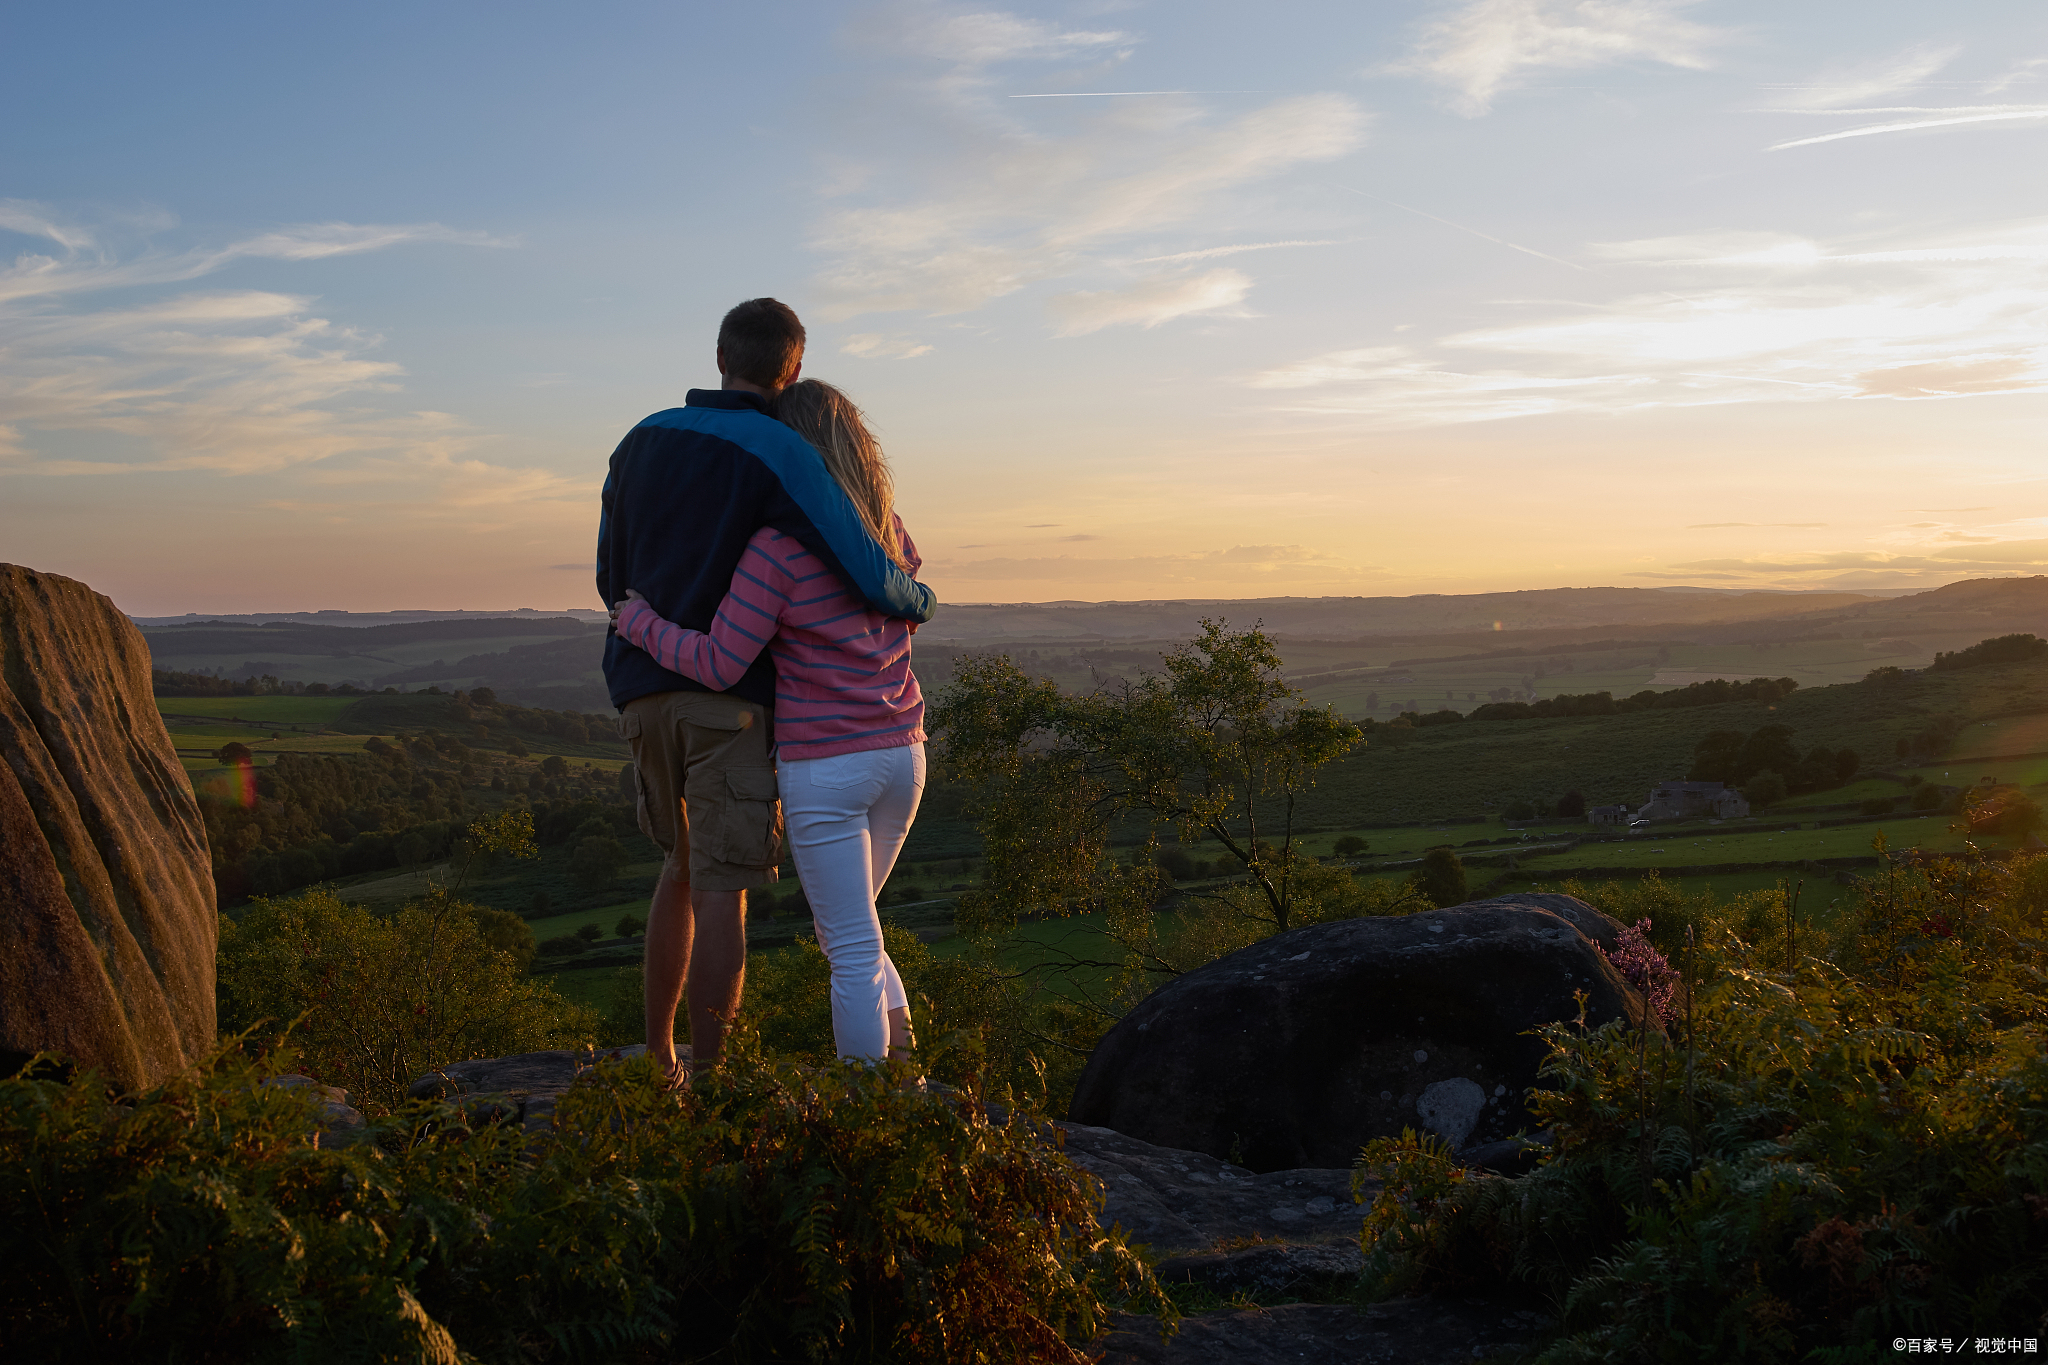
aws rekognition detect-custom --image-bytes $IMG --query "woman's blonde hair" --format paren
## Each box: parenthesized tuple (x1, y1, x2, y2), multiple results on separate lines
(775, 379, 908, 570)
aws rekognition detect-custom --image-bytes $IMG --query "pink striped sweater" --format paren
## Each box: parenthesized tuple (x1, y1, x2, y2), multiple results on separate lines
(614, 518, 925, 761)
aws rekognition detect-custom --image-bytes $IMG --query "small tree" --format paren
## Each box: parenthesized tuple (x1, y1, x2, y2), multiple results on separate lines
(935, 621, 1363, 943)
(470, 906, 536, 971)
(214, 740, 254, 766)
(1556, 790, 1587, 818)
(1412, 848, 1467, 908)
(541, 754, 570, 778)
(616, 912, 646, 938)
(1743, 769, 1789, 811)
(1334, 835, 1369, 858)
(570, 833, 627, 892)
(218, 887, 595, 1113)
(576, 922, 603, 944)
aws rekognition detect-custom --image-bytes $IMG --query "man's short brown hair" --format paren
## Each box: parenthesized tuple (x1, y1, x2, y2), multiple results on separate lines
(717, 298, 806, 391)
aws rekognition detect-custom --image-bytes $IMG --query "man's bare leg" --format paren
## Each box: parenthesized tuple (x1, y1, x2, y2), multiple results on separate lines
(686, 889, 747, 1067)
(644, 855, 692, 1081)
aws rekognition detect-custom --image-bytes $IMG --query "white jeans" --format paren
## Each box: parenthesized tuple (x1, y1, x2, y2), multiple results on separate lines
(776, 742, 925, 1060)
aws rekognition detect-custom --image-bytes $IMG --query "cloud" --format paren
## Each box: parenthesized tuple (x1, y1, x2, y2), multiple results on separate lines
(1686, 522, 1827, 528)
(1763, 44, 1961, 109)
(1248, 219, 2048, 425)
(878, 4, 1129, 66)
(840, 333, 934, 359)
(936, 542, 1334, 582)
(1392, 0, 1727, 117)
(1048, 268, 1250, 335)
(0, 210, 511, 305)
(1665, 539, 2048, 577)
(808, 9, 1367, 323)
(1057, 533, 1101, 541)
(1131, 239, 1343, 264)
(1985, 57, 2048, 95)
(0, 207, 557, 506)
(1854, 355, 2044, 398)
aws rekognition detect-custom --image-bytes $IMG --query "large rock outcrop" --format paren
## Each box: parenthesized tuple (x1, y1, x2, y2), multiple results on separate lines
(0, 565, 217, 1088)
(1068, 894, 1643, 1171)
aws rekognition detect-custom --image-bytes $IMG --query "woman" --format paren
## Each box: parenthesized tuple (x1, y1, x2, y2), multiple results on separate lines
(612, 379, 924, 1064)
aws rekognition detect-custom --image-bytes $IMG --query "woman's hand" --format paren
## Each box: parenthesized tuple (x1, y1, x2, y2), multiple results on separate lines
(609, 587, 646, 629)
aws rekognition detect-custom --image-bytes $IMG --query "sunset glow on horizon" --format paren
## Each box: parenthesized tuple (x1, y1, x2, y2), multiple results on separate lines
(3, 1, 2046, 617)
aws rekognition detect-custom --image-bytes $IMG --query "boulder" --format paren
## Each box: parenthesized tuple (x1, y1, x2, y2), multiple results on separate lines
(1068, 895, 1642, 1171)
(1057, 1121, 1365, 1252)
(0, 565, 217, 1088)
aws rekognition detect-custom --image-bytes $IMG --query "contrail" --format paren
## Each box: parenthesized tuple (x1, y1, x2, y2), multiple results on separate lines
(1329, 184, 1588, 272)
(1770, 108, 2048, 150)
(1753, 105, 2048, 115)
(1133, 240, 1343, 264)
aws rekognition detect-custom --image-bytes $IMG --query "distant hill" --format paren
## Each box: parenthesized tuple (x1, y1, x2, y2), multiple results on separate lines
(135, 576, 2048, 717)
(918, 587, 1886, 645)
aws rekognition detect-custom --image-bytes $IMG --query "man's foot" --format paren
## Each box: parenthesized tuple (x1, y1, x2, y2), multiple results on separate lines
(651, 1044, 694, 1090)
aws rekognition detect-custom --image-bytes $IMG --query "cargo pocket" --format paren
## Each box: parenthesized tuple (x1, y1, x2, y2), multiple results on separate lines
(706, 767, 783, 871)
(616, 711, 669, 847)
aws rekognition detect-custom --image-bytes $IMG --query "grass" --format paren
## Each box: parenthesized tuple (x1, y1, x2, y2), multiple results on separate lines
(1280, 656, 2048, 829)
(527, 901, 654, 942)
(154, 695, 360, 725)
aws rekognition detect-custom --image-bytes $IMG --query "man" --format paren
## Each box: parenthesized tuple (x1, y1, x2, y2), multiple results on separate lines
(597, 298, 935, 1081)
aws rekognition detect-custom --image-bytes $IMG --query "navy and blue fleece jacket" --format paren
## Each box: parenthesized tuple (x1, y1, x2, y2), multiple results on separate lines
(597, 389, 938, 711)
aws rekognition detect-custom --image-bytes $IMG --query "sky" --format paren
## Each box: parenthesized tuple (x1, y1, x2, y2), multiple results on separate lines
(3, 0, 2047, 616)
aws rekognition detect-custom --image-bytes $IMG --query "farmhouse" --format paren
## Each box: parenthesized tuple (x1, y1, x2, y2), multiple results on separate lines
(1635, 780, 1749, 822)
(1585, 804, 1631, 826)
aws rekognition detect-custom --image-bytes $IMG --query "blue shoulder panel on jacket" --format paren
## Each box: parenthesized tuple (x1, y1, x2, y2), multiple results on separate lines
(635, 406, 937, 624)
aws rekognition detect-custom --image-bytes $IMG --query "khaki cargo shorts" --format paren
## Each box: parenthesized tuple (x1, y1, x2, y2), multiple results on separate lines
(618, 692, 783, 892)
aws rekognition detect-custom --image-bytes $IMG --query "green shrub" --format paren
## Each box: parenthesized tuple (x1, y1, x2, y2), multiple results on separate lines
(1411, 847, 1468, 908)
(615, 912, 646, 938)
(537, 933, 583, 957)
(468, 905, 535, 970)
(1352, 853, 2048, 1358)
(218, 887, 597, 1114)
(575, 921, 603, 943)
(0, 1033, 1167, 1363)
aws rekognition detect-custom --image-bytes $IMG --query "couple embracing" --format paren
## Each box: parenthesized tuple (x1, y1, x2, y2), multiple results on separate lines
(597, 298, 936, 1083)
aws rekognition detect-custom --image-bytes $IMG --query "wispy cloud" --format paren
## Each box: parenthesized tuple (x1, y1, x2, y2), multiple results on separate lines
(811, 6, 1366, 326)
(1759, 44, 1961, 109)
(885, 5, 1129, 66)
(0, 213, 512, 305)
(1131, 239, 1342, 265)
(1248, 220, 2048, 425)
(1391, 0, 1728, 117)
(0, 207, 555, 506)
(935, 542, 1337, 583)
(1048, 268, 1250, 335)
(840, 333, 934, 359)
